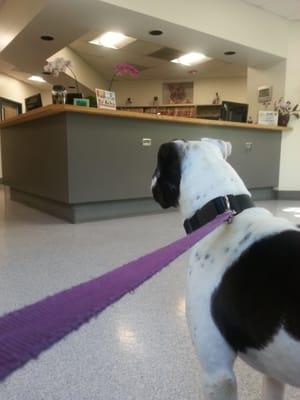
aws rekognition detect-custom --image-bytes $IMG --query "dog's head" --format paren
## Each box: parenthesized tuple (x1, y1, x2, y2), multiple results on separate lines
(151, 138, 234, 215)
(151, 140, 183, 209)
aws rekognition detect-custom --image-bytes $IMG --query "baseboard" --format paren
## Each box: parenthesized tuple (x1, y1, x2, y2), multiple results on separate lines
(248, 188, 276, 201)
(10, 188, 166, 223)
(274, 190, 300, 200)
(72, 198, 168, 223)
(10, 187, 300, 223)
(11, 189, 75, 222)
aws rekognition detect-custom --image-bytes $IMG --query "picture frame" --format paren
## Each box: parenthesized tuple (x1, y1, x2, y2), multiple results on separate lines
(0, 97, 22, 121)
(162, 82, 194, 104)
(258, 110, 279, 125)
(73, 98, 90, 107)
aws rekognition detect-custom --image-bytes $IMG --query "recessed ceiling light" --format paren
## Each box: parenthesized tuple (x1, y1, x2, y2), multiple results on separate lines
(40, 35, 54, 41)
(224, 51, 236, 55)
(171, 52, 209, 66)
(89, 32, 136, 49)
(28, 75, 46, 83)
(149, 30, 163, 36)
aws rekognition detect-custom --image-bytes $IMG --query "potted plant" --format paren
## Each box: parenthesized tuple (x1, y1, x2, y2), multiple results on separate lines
(274, 98, 300, 126)
(44, 57, 81, 95)
(108, 63, 139, 91)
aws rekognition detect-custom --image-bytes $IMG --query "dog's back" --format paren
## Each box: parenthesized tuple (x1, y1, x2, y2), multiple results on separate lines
(187, 207, 300, 388)
(212, 227, 300, 387)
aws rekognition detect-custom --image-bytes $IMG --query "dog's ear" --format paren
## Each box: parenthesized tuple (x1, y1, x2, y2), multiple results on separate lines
(152, 142, 182, 209)
(202, 138, 232, 160)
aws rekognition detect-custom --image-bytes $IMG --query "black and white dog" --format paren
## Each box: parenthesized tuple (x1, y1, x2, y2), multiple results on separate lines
(151, 138, 300, 400)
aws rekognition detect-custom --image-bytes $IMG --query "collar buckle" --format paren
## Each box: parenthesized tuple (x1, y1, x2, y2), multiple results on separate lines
(224, 195, 231, 211)
(224, 195, 234, 224)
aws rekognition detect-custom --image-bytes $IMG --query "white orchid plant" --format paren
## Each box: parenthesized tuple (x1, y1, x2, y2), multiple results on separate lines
(44, 57, 79, 93)
(274, 97, 300, 118)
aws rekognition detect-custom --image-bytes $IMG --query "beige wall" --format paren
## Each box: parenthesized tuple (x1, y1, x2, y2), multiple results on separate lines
(50, 47, 108, 93)
(246, 60, 286, 123)
(0, 73, 51, 110)
(112, 77, 247, 106)
(278, 22, 300, 191)
(0, 73, 51, 177)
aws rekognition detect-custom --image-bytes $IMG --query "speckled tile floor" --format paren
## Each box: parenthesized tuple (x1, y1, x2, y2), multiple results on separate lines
(0, 185, 299, 400)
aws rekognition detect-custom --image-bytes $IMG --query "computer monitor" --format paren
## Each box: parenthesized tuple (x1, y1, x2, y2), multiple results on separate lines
(221, 101, 248, 123)
(66, 92, 83, 105)
(25, 93, 42, 112)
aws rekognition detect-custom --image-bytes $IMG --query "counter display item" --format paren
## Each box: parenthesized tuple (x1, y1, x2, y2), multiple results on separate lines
(95, 89, 116, 110)
(258, 111, 279, 126)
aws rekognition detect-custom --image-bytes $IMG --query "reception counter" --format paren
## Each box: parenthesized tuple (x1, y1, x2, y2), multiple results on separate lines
(0, 104, 288, 222)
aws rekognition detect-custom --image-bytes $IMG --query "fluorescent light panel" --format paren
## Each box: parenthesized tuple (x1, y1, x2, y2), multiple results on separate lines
(171, 52, 209, 66)
(89, 32, 136, 49)
(28, 75, 46, 83)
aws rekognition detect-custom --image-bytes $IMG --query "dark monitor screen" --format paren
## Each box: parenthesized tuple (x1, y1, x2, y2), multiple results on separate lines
(66, 93, 83, 105)
(221, 101, 248, 122)
(25, 93, 42, 112)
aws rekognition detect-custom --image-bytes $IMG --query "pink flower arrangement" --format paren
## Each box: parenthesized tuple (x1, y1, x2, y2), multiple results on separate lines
(109, 63, 139, 90)
(114, 63, 139, 77)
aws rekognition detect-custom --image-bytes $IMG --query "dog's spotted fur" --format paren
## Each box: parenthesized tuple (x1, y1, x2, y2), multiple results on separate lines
(152, 138, 300, 400)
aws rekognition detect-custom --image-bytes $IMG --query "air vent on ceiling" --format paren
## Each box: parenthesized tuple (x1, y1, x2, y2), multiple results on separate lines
(149, 47, 183, 61)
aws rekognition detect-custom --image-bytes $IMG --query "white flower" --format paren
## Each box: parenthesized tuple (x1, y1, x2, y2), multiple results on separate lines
(43, 57, 73, 77)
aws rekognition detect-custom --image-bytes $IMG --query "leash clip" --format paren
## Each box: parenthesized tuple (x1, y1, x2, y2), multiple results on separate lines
(224, 195, 235, 224)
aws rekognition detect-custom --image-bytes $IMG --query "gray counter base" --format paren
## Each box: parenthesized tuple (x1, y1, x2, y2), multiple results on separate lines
(1, 111, 283, 223)
(11, 187, 280, 223)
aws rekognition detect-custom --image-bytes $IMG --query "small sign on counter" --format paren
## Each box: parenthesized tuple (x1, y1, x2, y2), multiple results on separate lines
(95, 89, 116, 110)
(258, 111, 279, 125)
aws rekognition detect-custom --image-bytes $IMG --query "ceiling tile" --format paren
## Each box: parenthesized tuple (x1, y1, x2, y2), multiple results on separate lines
(243, 0, 300, 20)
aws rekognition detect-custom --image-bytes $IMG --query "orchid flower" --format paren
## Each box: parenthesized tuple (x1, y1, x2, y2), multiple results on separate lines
(274, 98, 300, 122)
(44, 57, 79, 93)
(109, 63, 139, 90)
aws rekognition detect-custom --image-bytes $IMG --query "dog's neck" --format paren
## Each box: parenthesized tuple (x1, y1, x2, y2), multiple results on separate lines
(179, 154, 250, 220)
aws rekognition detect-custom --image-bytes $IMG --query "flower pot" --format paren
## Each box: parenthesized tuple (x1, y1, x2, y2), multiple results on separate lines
(278, 113, 290, 127)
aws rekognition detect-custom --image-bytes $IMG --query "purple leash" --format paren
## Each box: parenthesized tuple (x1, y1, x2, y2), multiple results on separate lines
(0, 211, 232, 381)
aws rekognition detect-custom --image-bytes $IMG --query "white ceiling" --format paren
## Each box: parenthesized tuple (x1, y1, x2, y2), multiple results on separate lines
(70, 33, 247, 81)
(243, 0, 300, 21)
(0, 0, 285, 90)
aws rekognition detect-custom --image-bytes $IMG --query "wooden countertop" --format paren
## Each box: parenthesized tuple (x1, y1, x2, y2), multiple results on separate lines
(0, 104, 290, 131)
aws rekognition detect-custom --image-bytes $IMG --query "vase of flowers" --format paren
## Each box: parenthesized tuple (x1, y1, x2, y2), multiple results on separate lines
(274, 98, 300, 127)
(44, 57, 81, 95)
(108, 63, 139, 91)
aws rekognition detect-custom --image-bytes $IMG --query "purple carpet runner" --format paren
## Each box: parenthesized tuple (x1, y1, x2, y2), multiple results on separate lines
(0, 211, 232, 381)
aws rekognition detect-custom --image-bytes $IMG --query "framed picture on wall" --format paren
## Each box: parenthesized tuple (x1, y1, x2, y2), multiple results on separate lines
(0, 97, 22, 121)
(162, 82, 194, 104)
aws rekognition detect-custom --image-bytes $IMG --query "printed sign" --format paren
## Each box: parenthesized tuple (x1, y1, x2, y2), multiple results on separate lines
(258, 111, 279, 125)
(95, 89, 116, 110)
